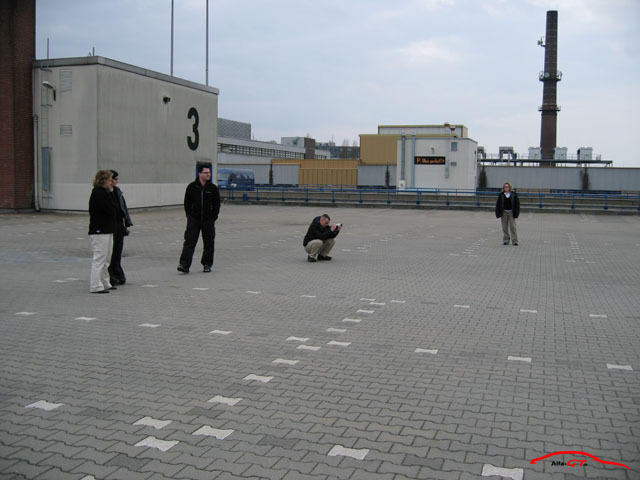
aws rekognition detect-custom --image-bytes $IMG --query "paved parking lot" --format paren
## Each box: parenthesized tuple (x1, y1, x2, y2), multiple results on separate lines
(1, 204, 638, 479)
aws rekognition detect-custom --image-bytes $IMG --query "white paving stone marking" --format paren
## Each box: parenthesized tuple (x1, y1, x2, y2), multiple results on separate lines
(454, 304, 470, 309)
(246, 290, 261, 294)
(243, 374, 273, 383)
(209, 330, 232, 335)
(193, 426, 234, 439)
(607, 364, 633, 371)
(25, 400, 64, 411)
(133, 417, 172, 429)
(508, 356, 532, 363)
(520, 309, 538, 314)
(360, 298, 376, 301)
(134, 436, 179, 452)
(297, 345, 321, 351)
(300, 295, 316, 298)
(15, 312, 37, 316)
(341, 249, 352, 252)
(481, 464, 523, 480)
(139, 323, 160, 328)
(326, 328, 347, 333)
(80, 476, 95, 480)
(343, 318, 362, 323)
(369, 302, 386, 306)
(328, 341, 351, 347)
(75, 317, 96, 322)
(415, 348, 438, 354)
(141, 284, 158, 288)
(53, 279, 68, 283)
(286, 336, 309, 342)
(208, 395, 243, 406)
(357, 309, 374, 314)
(64, 277, 79, 281)
(193, 287, 209, 291)
(589, 314, 608, 318)
(272, 358, 299, 366)
(449, 253, 460, 256)
(390, 300, 406, 303)
(328, 445, 369, 460)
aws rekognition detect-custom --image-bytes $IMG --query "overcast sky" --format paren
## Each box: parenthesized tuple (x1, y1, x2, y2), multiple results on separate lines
(37, 0, 639, 166)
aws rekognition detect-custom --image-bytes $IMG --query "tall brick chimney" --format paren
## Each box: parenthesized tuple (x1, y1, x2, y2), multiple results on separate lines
(0, 0, 35, 209)
(538, 10, 562, 164)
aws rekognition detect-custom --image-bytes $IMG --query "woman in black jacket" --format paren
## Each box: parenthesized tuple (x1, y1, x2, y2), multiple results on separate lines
(88, 170, 117, 293)
(495, 182, 520, 245)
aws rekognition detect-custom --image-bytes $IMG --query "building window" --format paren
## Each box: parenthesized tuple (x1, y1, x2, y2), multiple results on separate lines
(451, 142, 458, 152)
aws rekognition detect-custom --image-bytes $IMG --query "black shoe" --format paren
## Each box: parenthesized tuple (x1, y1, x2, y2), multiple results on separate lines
(108, 286, 117, 290)
(503, 241, 509, 245)
(110, 278, 121, 286)
(203, 265, 212, 273)
(513, 242, 519, 246)
(177, 265, 189, 273)
(307, 256, 317, 263)
(317, 255, 332, 261)
(92, 289, 110, 294)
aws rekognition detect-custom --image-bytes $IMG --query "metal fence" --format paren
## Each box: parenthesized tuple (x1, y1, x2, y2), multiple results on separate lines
(220, 186, 640, 213)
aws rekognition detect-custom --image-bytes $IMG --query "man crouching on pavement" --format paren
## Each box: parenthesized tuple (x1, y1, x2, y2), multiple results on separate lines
(303, 214, 342, 262)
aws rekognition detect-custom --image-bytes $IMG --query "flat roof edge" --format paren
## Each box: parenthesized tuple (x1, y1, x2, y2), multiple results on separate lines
(33, 56, 219, 95)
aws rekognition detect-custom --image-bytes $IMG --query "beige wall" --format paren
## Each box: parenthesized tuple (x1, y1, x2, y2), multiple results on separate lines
(33, 58, 218, 210)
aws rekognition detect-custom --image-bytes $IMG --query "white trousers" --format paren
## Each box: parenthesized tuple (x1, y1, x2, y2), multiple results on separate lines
(90, 234, 113, 292)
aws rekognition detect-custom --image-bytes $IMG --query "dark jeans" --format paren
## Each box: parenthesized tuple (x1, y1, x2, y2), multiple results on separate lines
(179, 217, 215, 268)
(108, 224, 126, 283)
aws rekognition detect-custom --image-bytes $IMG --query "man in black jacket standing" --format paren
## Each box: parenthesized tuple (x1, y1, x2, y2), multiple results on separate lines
(178, 165, 220, 273)
(303, 214, 342, 262)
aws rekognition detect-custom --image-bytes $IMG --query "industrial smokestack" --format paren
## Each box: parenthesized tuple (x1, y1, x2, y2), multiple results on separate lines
(538, 10, 562, 164)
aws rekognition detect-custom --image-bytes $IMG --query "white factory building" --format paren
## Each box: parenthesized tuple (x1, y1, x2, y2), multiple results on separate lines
(33, 56, 219, 210)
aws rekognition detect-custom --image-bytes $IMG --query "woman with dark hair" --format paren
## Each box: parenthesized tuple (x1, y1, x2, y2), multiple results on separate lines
(108, 170, 133, 285)
(88, 170, 117, 293)
(495, 181, 520, 246)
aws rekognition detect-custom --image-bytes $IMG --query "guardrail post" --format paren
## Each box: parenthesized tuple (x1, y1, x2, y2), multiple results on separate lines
(604, 194, 608, 211)
(446, 192, 450, 206)
(571, 193, 575, 210)
(359, 191, 363, 204)
(539, 192, 543, 209)
(242, 192, 247, 202)
(305, 188, 309, 203)
(255, 189, 260, 202)
(230, 189, 234, 201)
(281, 189, 285, 202)
(387, 190, 391, 205)
(416, 191, 421, 205)
(476, 192, 480, 207)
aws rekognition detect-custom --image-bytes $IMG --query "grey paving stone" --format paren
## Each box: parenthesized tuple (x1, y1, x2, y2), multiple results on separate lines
(2, 207, 639, 480)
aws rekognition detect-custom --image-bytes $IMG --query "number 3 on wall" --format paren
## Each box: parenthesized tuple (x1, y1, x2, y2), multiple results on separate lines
(187, 107, 199, 151)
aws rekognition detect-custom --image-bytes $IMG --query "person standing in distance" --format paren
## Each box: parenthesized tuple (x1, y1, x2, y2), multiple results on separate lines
(108, 170, 133, 285)
(495, 181, 520, 245)
(88, 170, 117, 293)
(177, 165, 220, 273)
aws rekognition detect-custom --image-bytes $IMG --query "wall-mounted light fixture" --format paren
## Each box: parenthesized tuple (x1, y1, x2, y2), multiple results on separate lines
(163, 96, 171, 104)
(42, 80, 56, 101)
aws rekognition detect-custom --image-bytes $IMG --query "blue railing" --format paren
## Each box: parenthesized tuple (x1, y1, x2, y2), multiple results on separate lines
(220, 186, 640, 212)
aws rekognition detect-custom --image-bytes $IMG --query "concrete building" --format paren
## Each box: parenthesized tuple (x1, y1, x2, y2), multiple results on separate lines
(360, 124, 477, 190)
(33, 56, 219, 210)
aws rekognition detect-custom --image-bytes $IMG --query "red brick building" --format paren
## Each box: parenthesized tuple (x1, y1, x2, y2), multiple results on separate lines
(0, 0, 35, 209)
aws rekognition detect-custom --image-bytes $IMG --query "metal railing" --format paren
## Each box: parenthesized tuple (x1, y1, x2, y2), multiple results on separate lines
(220, 186, 640, 213)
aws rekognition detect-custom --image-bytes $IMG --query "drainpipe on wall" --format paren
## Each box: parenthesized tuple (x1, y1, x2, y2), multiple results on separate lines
(400, 134, 406, 183)
(32, 114, 40, 211)
(411, 134, 416, 188)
